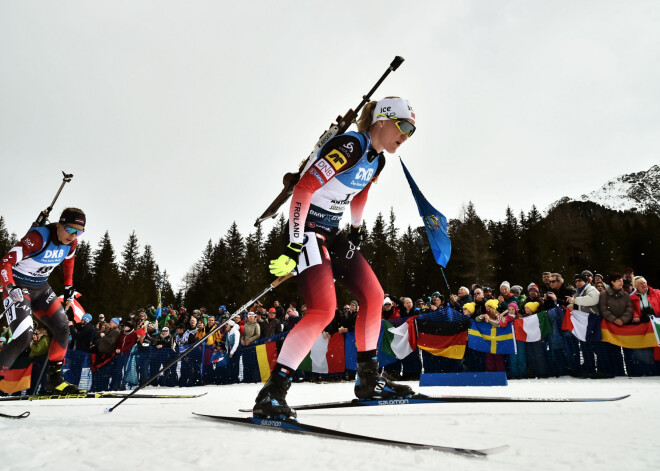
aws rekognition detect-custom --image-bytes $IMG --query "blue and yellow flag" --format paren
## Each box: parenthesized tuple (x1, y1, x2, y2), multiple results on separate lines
(156, 275, 162, 319)
(400, 158, 451, 267)
(468, 320, 517, 354)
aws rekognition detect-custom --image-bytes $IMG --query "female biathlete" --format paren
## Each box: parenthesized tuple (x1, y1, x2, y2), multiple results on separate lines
(0, 208, 86, 394)
(254, 97, 416, 419)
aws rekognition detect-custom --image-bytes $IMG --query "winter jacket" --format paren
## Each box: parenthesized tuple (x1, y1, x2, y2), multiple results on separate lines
(599, 287, 633, 324)
(382, 306, 400, 320)
(29, 336, 50, 357)
(96, 326, 120, 354)
(631, 287, 660, 322)
(117, 330, 138, 354)
(226, 324, 240, 356)
(263, 318, 283, 338)
(572, 283, 600, 315)
(242, 322, 261, 345)
(70, 322, 97, 352)
(451, 294, 474, 312)
(154, 333, 174, 349)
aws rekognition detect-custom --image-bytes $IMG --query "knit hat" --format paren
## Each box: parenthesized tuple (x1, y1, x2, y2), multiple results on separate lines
(485, 299, 499, 311)
(0, 337, 6, 343)
(227, 320, 236, 327)
(383, 297, 393, 305)
(527, 283, 539, 293)
(500, 281, 510, 290)
(507, 303, 519, 313)
(525, 302, 539, 314)
(511, 285, 522, 295)
(268, 308, 276, 313)
(82, 314, 92, 323)
(135, 328, 146, 338)
(462, 302, 476, 314)
(110, 318, 120, 326)
(581, 270, 593, 277)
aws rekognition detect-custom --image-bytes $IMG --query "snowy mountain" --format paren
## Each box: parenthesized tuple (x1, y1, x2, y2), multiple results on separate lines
(554, 165, 660, 215)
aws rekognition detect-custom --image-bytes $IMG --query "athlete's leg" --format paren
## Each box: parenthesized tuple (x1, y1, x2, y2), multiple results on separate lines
(277, 236, 337, 369)
(0, 289, 34, 373)
(330, 233, 414, 399)
(254, 233, 336, 418)
(32, 285, 79, 393)
(31, 285, 70, 362)
(330, 233, 383, 352)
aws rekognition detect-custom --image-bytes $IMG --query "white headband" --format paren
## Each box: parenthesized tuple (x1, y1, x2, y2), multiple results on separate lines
(372, 97, 415, 123)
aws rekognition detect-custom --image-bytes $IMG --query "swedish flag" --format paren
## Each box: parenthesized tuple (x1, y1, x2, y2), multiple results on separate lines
(400, 158, 451, 267)
(468, 321, 517, 354)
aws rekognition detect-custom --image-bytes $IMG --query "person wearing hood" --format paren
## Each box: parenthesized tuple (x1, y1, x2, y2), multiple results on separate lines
(68, 313, 96, 387)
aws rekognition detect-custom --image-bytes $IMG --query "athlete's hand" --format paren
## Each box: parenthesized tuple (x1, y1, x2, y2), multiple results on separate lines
(63, 285, 75, 310)
(269, 243, 303, 276)
(5, 283, 24, 304)
(348, 225, 363, 249)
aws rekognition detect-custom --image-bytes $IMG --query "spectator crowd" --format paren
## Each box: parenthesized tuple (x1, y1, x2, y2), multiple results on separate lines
(1, 266, 658, 395)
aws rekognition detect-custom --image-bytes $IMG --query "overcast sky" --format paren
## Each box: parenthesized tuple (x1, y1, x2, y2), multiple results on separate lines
(1, 1, 659, 290)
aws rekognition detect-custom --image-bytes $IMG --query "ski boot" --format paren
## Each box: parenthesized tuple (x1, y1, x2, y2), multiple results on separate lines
(354, 352, 414, 400)
(253, 363, 296, 419)
(44, 360, 82, 395)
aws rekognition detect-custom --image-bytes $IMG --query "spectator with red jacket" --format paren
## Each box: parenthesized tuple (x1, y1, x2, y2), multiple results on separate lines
(113, 321, 138, 389)
(381, 297, 400, 320)
(631, 277, 660, 323)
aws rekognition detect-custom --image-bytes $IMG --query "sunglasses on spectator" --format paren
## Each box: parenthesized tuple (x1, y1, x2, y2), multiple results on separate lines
(63, 225, 84, 236)
(550, 280, 558, 283)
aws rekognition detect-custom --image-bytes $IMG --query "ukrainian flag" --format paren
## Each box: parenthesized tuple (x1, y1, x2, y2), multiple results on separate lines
(468, 321, 516, 354)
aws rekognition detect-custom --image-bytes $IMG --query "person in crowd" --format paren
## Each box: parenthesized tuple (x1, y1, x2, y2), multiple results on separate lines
(28, 327, 51, 393)
(67, 313, 96, 387)
(0, 207, 86, 394)
(628, 276, 659, 376)
(90, 317, 121, 392)
(242, 312, 261, 346)
(132, 328, 151, 385)
(504, 303, 526, 379)
(397, 297, 415, 317)
(152, 325, 175, 387)
(193, 317, 206, 341)
(113, 320, 138, 390)
(476, 299, 506, 372)
(521, 301, 548, 378)
(543, 273, 573, 310)
(461, 302, 477, 319)
(567, 273, 601, 377)
(498, 281, 519, 312)
(540, 272, 552, 295)
(598, 273, 631, 376)
(255, 309, 268, 339)
(272, 300, 286, 321)
(526, 284, 543, 306)
(381, 297, 400, 320)
(594, 274, 606, 287)
(449, 287, 473, 311)
(429, 292, 445, 311)
(510, 285, 525, 307)
(262, 308, 283, 337)
(96, 314, 107, 331)
(581, 270, 594, 287)
(327, 304, 357, 335)
(595, 281, 607, 293)
(472, 288, 487, 317)
(218, 305, 228, 321)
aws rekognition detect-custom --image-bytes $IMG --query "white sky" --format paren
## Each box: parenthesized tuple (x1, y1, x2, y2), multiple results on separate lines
(1, 1, 659, 290)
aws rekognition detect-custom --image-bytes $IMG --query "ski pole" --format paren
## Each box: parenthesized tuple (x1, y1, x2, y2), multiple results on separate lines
(0, 301, 15, 323)
(33, 171, 74, 227)
(106, 272, 295, 413)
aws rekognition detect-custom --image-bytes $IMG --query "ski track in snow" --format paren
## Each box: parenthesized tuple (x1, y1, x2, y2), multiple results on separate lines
(1, 378, 657, 471)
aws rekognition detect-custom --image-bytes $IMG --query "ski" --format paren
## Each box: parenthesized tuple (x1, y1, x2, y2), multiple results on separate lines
(239, 393, 630, 412)
(0, 411, 30, 419)
(0, 392, 207, 402)
(193, 412, 507, 457)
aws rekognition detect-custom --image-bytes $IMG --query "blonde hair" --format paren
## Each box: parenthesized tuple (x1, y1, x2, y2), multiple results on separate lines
(356, 96, 400, 132)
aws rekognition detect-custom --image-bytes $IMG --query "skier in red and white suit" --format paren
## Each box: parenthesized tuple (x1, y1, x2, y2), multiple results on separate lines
(0, 207, 86, 394)
(254, 97, 417, 418)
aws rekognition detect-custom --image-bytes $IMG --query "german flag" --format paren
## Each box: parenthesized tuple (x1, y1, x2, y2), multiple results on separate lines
(416, 317, 471, 359)
(0, 354, 33, 394)
(600, 319, 658, 348)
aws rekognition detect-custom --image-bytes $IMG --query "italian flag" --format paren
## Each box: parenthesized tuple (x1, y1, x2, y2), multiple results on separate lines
(299, 333, 345, 374)
(380, 318, 417, 360)
(514, 312, 552, 342)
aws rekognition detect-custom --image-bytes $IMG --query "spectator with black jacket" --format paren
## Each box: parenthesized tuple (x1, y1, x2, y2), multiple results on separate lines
(67, 313, 96, 387)
(263, 309, 283, 337)
(449, 287, 473, 312)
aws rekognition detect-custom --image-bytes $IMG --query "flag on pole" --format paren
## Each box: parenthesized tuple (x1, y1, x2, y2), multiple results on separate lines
(58, 291, 86, 323)
(400, 158, 451, 267)
(156, 275, 162, 319)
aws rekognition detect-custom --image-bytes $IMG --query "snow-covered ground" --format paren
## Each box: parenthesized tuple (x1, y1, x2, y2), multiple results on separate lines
(1, 378, 657, 471)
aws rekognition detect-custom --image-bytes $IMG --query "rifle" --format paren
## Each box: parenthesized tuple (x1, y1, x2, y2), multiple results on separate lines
(32, 171, 74, 227)
(254, 56, 405, 226)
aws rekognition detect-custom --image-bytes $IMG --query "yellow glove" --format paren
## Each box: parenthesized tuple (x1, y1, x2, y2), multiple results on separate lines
(269, 242, 303, 276)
